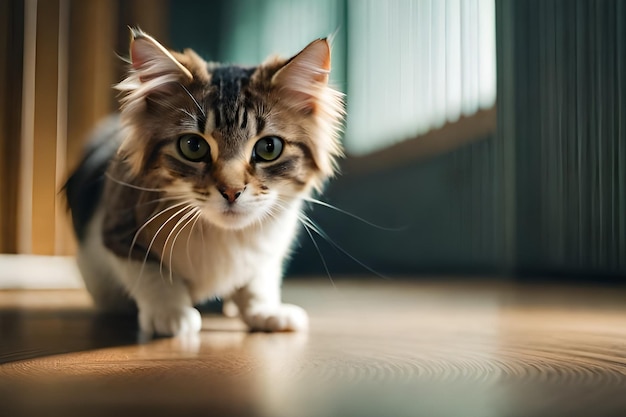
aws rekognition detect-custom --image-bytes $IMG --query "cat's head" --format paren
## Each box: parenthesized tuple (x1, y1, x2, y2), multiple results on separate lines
(115, 29, 344, 230)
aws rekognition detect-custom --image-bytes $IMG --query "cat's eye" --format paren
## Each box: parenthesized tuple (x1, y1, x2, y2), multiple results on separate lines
(253, 136, 284, 162)
(178, 134, 210, 162)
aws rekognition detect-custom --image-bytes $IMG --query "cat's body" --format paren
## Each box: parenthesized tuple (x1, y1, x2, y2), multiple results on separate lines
(65, 30, 343, 336)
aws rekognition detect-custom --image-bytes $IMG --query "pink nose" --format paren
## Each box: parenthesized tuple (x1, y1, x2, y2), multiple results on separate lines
(218, 186, 244, 203)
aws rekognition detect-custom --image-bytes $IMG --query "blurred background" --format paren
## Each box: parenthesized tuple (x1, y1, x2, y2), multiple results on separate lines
(0, 0, 624, 282)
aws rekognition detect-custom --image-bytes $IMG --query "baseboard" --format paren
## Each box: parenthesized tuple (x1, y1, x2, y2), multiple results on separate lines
(0, 254, 83, 289)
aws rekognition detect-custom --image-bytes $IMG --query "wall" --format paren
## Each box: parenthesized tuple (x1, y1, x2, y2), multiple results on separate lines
(503, 0, 626, 276)
(291, 0, 626, 280)
(288, 133, 505, 277)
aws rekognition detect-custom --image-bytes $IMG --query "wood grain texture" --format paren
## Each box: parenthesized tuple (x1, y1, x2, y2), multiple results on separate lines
(1, 279, 626, 417)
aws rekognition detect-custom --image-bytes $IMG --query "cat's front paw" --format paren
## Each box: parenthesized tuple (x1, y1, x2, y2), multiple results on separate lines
(139, 306, 202, 336)
(242, 303, 309, 332)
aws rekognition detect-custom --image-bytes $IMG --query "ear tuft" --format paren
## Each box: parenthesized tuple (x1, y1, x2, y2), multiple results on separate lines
(129, 29, 192, 81)
(115, 29, 194, 119)
(272, 39, 332, 113)
(114, 29, 197, 175)
(270, 38, 345, 182)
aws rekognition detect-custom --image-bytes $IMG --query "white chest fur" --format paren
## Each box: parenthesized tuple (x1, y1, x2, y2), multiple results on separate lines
(79, 195, 304, 311)
(157, 202, 303, 302)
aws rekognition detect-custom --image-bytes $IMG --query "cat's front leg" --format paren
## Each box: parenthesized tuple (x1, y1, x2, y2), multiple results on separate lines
(115, 260, 202, 336)
(231, 265, 309, 332)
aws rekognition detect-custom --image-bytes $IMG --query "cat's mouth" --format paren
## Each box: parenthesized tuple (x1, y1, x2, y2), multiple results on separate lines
(220, 204, 255, 221)
(200, 198, 272, 230)
(207, 206, 261, 230)
(222, 207, 242, 216)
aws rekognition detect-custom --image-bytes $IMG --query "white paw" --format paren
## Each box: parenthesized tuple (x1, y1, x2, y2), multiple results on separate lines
(139, 306, 202, 336)
(222, 299, 240, 318)
(242, 303, 309, 332)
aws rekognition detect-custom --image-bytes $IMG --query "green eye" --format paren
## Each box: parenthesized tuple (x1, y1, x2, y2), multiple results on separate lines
(253, 136, 284, 162)
(178, 134, 210, 162)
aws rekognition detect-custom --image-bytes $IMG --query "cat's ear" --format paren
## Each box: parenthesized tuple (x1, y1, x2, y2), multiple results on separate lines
(272, 39, 331, 114)
(128, 28, 192, 84)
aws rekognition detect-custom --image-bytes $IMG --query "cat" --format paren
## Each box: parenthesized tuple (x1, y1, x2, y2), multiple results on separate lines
(64, 29, 344, 337)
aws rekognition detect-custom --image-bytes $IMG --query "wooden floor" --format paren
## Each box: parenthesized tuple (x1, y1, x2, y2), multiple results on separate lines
(1, 279, 626, 417)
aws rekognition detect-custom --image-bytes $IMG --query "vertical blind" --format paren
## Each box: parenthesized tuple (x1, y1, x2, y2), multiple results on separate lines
(0, 0, 169, 255)
(223, 0, 345, 86)
(506, 0, 626, 274)
(219, 0, 496, 155)
(346, 0, 496, 154)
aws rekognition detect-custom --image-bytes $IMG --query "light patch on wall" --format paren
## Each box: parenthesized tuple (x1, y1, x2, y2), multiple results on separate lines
(222, 0, 346, 91)
(345, 0, 497, 155)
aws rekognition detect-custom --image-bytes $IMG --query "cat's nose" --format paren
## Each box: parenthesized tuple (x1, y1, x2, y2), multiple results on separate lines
(218, 186, 245, 203)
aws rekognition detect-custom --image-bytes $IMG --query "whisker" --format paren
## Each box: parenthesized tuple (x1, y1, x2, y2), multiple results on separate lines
(302, 196, 406, 232)
(163, 208, 200, 283)
(178, 83, 205, 117)
(105, 172, 164, 192)
(199, 213, 206, 256)
(186, 210, 203, 267)
(152, 100, 197, 122)
(138, 203, 195, 284)
(257, 198, 287, 227)
(112, 195, 184, 216)
(267, 199, 336, 288)
(159, 209, 190, 280)
(128, 200, 194, 294)
(298, 213, 389, 281)
(128, 200, 193, 262)
(299, 218, 336, 289)
(178, 108, 196, 120)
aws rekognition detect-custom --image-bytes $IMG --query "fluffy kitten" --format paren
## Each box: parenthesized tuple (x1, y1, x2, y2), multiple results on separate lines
(65, 29, 344, 336)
